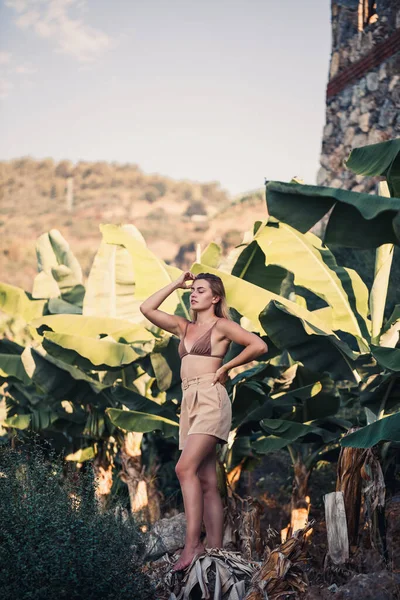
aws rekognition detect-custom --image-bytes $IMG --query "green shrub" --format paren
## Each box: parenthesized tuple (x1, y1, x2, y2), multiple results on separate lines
(0, 438, 155, 600)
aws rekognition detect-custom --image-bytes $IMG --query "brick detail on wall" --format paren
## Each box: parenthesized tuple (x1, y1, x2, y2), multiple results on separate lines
(327, 28, 400, 98)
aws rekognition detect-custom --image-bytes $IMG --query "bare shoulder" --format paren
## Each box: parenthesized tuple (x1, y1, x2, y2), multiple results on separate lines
(215, 318, 241, 336)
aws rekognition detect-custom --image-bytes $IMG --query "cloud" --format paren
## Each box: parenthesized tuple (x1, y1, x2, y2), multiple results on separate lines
(0, 79, 14, 99)
(5, 0, 112, 63)
(0, 52, 12, 65)
(15, 65, 37, 74)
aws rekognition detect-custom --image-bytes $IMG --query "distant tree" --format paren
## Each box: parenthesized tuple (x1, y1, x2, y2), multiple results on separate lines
(184, 199, 207, 217)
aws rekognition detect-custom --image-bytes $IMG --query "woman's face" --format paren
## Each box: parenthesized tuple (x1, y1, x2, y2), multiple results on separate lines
(190, 279, 219, 311)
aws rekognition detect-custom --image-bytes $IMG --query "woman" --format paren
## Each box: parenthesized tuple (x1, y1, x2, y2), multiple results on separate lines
(140, 271, 268, 571)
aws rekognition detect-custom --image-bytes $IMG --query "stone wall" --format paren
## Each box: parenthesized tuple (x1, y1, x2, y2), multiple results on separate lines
(318, 0, 400, 193)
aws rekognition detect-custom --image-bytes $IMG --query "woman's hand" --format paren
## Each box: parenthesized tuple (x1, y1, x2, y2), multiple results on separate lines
(212, 365, 230, 386)
(174, 271, 195, 290)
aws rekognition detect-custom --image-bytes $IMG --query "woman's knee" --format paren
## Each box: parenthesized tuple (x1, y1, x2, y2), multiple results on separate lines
(175, 460, 195, 482)
(198, 470, 218, 494)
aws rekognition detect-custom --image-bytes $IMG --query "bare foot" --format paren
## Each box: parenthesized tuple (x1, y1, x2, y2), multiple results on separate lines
(171, 543, 205, 572)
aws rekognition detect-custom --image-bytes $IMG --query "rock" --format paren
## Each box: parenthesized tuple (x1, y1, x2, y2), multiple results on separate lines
(317, 167, 329, 185)
(330, 179, 343, 189)
(368, 128, 388, 145)
(360, 97, 375, 114)
(352, 80, 366, 104)
(334, 571, 400, 600)
(144, 512, 186, 561)
(348, 108, 360, 123)
(396, 114, 400, 132)
(339, 86, 353, 108)
(303, 571, 400, 600)
(391, 85, 400, 107)
(323, 122, 334, 138)
(366, 72, 379, 92)
(397, 9, 400, 29)
(378, 99, 397, 127)
(388, 75, 399, 93)
(320, 153, 330, 169)
(344, 126, 355, 146)
(352, 133, 367, 148)
(359, 113, 370, 133)
(379, 62, 387, 81)
(330, 52, 340, 78)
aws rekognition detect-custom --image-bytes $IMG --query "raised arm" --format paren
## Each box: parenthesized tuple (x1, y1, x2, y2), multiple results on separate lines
(139, 271, 194, 336)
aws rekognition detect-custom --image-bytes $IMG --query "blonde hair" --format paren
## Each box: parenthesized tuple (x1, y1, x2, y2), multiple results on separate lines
(190, 273, 232, 322)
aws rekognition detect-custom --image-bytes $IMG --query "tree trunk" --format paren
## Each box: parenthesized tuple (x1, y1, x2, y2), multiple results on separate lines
(336, 434, 365, 545)
(119, 432, 162, 524)
(93, 443, 114, 512)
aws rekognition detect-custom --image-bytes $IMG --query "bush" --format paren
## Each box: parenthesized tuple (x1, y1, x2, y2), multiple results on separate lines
(0, 439, 155, 600)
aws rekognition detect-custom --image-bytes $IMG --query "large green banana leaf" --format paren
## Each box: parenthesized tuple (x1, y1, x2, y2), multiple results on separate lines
(0, 283, 47, 322)
(150, 336, 181, 392)
(42, 331, 152, 370)
(83, 224, 143, 321)
(371, 345, 400, 372)
(340, 411, 400, 448)
(30, 314, 154, 343)
(32, 230, 84, 307)
(101, 224, 184, 315)
(345, 138, 400, 198)
(231, 240, 288, 296)
(254, 221, 370, 343)
(260, 301, 361, 382)
(200, 243, 222, 269)
(265, 181, 400, 248)
(0, 354, 30, 386)
(21, 346, 108, 397)
(106, 407, 178, 434)
(2, 413, 31, 430)
(379, 305, 400, 348)
(190, 262, 346, 338)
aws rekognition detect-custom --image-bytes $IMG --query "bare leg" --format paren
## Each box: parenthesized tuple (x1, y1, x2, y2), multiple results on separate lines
(173, 434, 218, 571)
(197, 447, 224, 548)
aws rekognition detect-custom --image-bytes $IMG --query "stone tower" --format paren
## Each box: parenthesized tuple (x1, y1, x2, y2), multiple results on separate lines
(318, 1, 400, 193)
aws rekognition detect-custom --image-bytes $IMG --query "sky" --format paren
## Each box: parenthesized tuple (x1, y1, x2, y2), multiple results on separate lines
(0, 0, 331, 195)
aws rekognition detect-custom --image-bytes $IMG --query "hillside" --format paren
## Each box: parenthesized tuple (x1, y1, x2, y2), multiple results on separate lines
(0, 157, 266, 291)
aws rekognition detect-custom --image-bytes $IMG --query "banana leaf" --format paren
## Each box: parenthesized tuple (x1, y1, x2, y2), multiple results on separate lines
(32, 230, 84, 305)
(65, 446, 97, 462)
(371, 345, 400, 372)
(201, 242, 222, 269)
(231, 240, 288, 295)
(83, 224, 143, 321)
(101, 224, 184, 315)
(150, 335, 181, 392)
(345, 138, 400, 198)
(2, 413, 31, 430)
(260, 301, 361, 382)
(42, 331, 152, 370)
(340, 411, 400, 447)
(259, 418, 342, 443)
(106, 407, 178, 434)
(21, 346, 108, 397)
(0, 283, 47, 322)
(190, 262, 348, 337)
(0, 354, 30, 385)
(265, 181, 400, 248)
(379, 305, 400, 348)
(254, 221, 370, 342)
(31, 314, 154, 344)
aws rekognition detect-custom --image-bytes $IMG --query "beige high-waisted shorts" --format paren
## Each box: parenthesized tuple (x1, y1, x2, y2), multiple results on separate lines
(179, 372, 232, 450)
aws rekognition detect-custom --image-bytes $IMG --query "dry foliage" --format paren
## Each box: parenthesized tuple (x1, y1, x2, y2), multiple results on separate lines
(145, 522, 313, 600)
